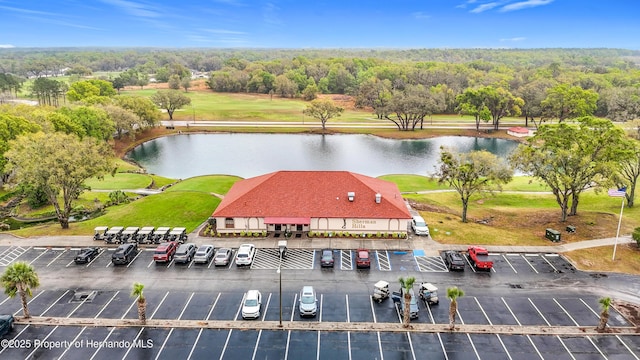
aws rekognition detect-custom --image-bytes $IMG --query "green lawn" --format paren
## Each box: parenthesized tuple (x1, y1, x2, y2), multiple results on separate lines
(378, 174, 447, 192)
(85, 173, 153, 190)
(165, 175, 242, 194)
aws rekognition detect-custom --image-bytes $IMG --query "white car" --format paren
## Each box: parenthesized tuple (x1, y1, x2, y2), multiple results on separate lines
(411, 215, 430, 236)
(298, 286, 318, 317)
(235, 244, 256, 266)
(241, 290, 262, 319)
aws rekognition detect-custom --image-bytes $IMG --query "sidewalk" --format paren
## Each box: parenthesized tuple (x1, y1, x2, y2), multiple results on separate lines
(0, 232, 633, 255)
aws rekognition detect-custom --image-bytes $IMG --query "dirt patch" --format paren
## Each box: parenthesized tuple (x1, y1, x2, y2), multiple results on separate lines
(612, 299, 640, 328)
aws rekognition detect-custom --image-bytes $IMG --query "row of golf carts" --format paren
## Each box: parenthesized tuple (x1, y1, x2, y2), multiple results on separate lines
(93, 226, 188, 244)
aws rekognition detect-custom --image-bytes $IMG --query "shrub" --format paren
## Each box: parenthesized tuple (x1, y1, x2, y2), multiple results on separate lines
(633, 227, 640, 248)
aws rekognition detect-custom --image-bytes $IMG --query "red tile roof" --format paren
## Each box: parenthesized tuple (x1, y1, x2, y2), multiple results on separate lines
(212, 171, 411, 219)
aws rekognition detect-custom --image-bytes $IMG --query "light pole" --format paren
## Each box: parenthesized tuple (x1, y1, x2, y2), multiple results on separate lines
(277, 240, 287, 328)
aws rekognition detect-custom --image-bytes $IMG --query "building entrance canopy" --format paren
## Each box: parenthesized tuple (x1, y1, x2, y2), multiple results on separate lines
(264, 217, 311, 225)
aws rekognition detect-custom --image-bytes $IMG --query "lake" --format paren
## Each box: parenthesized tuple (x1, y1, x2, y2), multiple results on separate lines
(126, 133, 519, 179)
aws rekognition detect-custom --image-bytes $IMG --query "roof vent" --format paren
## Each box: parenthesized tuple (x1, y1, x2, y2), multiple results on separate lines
(375, 193, 382, 204)
(347, 192, 355, 202)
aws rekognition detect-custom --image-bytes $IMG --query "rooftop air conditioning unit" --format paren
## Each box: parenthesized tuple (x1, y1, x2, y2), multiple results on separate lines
(375, 193, 382, 204)
(347, 192, 355, 202)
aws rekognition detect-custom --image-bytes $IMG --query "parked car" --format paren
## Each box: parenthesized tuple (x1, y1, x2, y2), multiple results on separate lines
(241, 290, 262, 319)
(320, 249, 334, 268)
(111, 243, 137, 265)
(411, 215, 430, 236)
(153, 242, 178, 263)
(444, 250, 465, 271)
(74, 247, 100, 264)
(356, 248, 370, 268)
(235, 244, 256, 266)
(298, 285, 318, 317)
(193, 244, 215, 264)
(214, 248, 232, 266)
(174, 243, 198, 264)
(0, 314, 14, 337)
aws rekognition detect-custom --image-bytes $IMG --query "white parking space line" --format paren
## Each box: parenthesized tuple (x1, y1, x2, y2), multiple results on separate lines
(377, 331, 384, 360)
(501, 297, 521, 326)
(463, 254, 476, 273)
(586, 336, 608, 359)
(90, 296, 139, 360)
(188, 293, 222, 360)
(496, 335, 513, 360)
(426, 301, 435, 324)
(126, 249, 144, 268)
(25, 324, 60, 359)
(95, 291, 120, 318)
(290, 294, 298, 321)
(156, 328, 174, 360)
(0, 325, 32, 356)
(150, 292, 170, 319)
(556, 336, 577, 360)
(219, 329, 234, 360)
(347, 331, 352, 360)
(522, 254, 539, 273)
(406, 332, 416, 360)
(616, 335, 640, 360)
(28, 248, 49, 265)
(40, 289, 70, 316)
(370, 295, 377, 323)
(252, 330, 262, 360)
(541, 254, 559, 272)
(502, 254, 518, 273)
(59, 327, 88, 358)
(122, 327, 145, 359)
(284, 330, 292, 360)
(437, 333, 449, 360)
(526, 336, 545, 360)
(341, 250, 353, 270)
(579, 298, 600, 318)
(316, 331, 321, 360)
(528, 298, 551, 326)
(415, 255, 449, 272)
(346, 294, 350, 322)
(457, 311, 481, 360)
(68, 291, 96, 317)
(474, 297, 493, 325)
(0, 246, 30, 266)
(553, 298, 580, 326)
(86, 249, 104, 267)
(319, 294, 323, 322)
(263, 293, 272, 321)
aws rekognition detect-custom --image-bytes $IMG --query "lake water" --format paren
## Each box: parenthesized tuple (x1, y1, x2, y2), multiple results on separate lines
(126, 133, 519, 179)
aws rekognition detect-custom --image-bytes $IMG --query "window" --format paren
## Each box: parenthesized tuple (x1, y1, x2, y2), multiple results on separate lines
(225, 218, 234, 229)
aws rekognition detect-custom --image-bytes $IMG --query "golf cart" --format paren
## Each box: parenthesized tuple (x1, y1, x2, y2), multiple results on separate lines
(419, 282, 439, 305)
(136, 227, 155, 243)
(121, 227, 139, 243)
(154, 227, 171, 243)
(371, 280, 390, 303)
(93, 226, 108, 241)
(104, 226, 124, 244)
(169, 227, 188, 243)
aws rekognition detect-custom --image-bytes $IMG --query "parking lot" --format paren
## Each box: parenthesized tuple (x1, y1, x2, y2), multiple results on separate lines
(0, 244, 639, 359)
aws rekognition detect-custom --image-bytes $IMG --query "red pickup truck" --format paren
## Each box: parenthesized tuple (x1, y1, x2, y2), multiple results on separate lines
(467, 246, 493, 271)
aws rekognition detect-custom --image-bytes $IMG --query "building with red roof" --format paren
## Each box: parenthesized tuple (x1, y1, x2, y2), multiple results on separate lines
(211, 171, 412, 236)
(507, 127, 534, 137)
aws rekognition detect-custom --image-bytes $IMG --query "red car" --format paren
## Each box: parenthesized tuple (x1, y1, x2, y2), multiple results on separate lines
(356, 248, 370, 268)
(153, 241, 178, 263)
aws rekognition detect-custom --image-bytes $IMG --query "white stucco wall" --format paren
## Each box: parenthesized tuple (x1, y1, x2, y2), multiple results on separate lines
(214, 216, 409, 234)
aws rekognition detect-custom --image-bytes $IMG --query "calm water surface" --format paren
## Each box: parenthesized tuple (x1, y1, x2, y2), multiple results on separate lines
(126, 133, 518, 179)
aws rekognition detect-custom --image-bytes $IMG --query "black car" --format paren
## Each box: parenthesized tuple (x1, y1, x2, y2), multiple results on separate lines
(74, 247, 100, 264)
(112, 243, 138, 265)
(444, 250, 465, 271)
(320, 249, 334, 267)
(0, 314, 14, 337)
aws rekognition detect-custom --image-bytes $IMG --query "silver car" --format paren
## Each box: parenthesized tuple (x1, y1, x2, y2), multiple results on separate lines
(174, 243, 197, 264)
(214, 248, 232, 266)
(298, 285, 317, 317)
(193, 244, 215, 264)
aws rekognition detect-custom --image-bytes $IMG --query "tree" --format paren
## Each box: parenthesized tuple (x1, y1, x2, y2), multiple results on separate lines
(436, 148, 513, 223)
(31, 78, 66, 106)
(274, 74, 297, 98)
(541, 84, 598, 122)
(447, 287, 464, 330)
(478, 86, 524, 130)
(67, 79, 116, 102)
(597, 297, 612, 332)
(510, 117, 627, 221)
(5, 132, 114, 228)
(385, 85, 432, 131)
(456, 88, 491, 131)
(150, 90, 192, 120)
(115, 95, 161, 129)
(101, 104, 138, 139)
(180, 77, 191, 93)
(1, 262, 40, 318)
(302, 99, 344, 130)
(632, 227, 640, 248)
(616, 138, 640, 207)
(516, 79, 553, 128)
(605, 87, 640, 122)
(131, 282, 146, 323)
(56, 106, 115, 140)
(168, 74, 181, 90)
(0, 113, 41, 179)
(398, 276, 416, 328)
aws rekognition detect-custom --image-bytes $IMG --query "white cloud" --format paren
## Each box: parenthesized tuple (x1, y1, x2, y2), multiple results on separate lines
(470, 2, 500, 13)
(500, 0, 553, 12)
(0, 44, 15, 48)
(262, 2, 281, 25)
(202, 28, 247, 35)
(100, 0, 161, 18)
(413, 11, 430, 19)
(499, 37, 526, 42)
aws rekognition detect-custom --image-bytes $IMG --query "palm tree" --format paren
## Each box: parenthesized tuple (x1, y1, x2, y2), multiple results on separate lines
(447, 287, 465, 330)
(597, 297, 612, 332)
(131, 282, 146, 323)
(1, 261, 40, 318)
(398, 276, 416, 328)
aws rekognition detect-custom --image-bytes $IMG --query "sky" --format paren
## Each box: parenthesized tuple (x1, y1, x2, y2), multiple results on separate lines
(0, 0, 638, 49)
